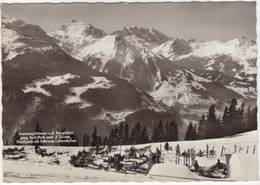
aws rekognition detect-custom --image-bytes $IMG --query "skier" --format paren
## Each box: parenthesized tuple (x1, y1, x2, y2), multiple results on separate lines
(175, 144, 180, 155)
(155, 147, 161, 163)
(164, 142, 169, 151)
(175, 144, 180, 164)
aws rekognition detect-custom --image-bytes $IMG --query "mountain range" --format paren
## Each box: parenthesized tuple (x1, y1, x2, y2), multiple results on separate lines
(1, 17, 257, 143)
(49, 20, 256, 119)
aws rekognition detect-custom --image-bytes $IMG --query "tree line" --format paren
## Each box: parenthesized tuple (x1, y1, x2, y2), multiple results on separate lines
(12, 119, 179, 147)
(87, 120, 179, 147)
(185, 98, 257, 140)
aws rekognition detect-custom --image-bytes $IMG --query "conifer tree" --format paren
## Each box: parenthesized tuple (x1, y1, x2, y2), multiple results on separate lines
(237, 102, 246, 133)
(193, 124, 197, 140)
(205, 104, 217, 139)
(86, 135, 89, 146)
(113, 126, 119, 145)
(165, 122, 170, 141)
(185, 122, 194, 140)
(151, 124, 158, 142)
(129, 122, 142, 144)
(91, 126, 98, 147)
(83, 133, 87, 147)
(247, 106, 257, 131)
(222, 106, 229, 136)
(167, 120, 178, 141)
(35, 121, 42, 132)
(98, 136, 102, 146)
(119, 122, 123, 142)
(228, 98, 238, 135)
(123, 123, 129, 145)
(141, 126, 149, 144)
(70, 130, 79, 146)
(12, 130, 21, 145)
(103, 136, 109, 146)
(172, 120, 179, 141)
(197, 113, 205, 139)
(157, 120, 165, 142)
(34, 121, 43, 146)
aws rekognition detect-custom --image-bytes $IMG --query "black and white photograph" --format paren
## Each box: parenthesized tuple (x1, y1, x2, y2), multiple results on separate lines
(1, 1, 258, 182)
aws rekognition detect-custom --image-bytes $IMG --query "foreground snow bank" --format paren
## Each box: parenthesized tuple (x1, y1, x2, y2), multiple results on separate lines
(149, 163, 199, 179)
(230, 153, 258, 181)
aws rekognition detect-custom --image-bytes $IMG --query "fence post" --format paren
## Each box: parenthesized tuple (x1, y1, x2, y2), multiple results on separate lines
(175, 152, 177, 164)
(190, 149, 192, 166)
(206, 144, 209, 158)
(253, 145, 256, 154)
(220, 145, 224, 157)
(247, 146, 249, 153)
(192, 148, 195, 166)
(160, 144, 162, 163)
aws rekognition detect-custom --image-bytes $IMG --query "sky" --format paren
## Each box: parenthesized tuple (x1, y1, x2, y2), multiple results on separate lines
(1, 2, 257, 41)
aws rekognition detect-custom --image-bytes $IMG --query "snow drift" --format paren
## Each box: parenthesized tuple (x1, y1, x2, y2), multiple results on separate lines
(148, 163, 199, 179)
(229, 153, 258, 181)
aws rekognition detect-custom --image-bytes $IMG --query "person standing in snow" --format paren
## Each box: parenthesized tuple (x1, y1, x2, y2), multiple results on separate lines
(175, 144, 180, 164)
(155, 147, 161, 163)
(175, 144, 180, 155)
(164, 142, 169, 151)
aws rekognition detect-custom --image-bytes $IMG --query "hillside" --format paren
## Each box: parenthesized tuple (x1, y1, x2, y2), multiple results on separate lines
(2, 17, 184, 144)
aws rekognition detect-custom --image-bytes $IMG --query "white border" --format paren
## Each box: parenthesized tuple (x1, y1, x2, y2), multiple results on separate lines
(0, 1, 259, 185)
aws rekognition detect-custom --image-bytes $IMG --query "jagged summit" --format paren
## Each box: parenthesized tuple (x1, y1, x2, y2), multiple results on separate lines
(113, 25, 170, 45)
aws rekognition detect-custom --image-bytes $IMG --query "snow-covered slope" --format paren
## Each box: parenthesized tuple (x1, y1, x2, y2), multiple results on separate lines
(48, 20, 106, 56)
(3, 130, 257, 182)
(153, 36, 256, 74)
(50, 23, 163, 91)
(150, 61, 243, 120)
(152, 38, 192, 60)
(152, 37, 257, 100)
(2, 16, 60, 61)
(74, 35, 143, 71)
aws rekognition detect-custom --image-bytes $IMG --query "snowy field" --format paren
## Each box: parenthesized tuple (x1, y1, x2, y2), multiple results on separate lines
(3, 130, 258, 182)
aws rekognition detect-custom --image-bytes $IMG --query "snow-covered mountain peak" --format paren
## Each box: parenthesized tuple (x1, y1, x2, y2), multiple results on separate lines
(113, 26, 170, 45)
(74, 34, 143, 70)
(152, 38, 192, 60)
(2, 16, 25, 29)
(225, 36, 255, 47)
(2, 17, 58, 61)
(47, 20, 107, 56)
(49, 20, 106, 39)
